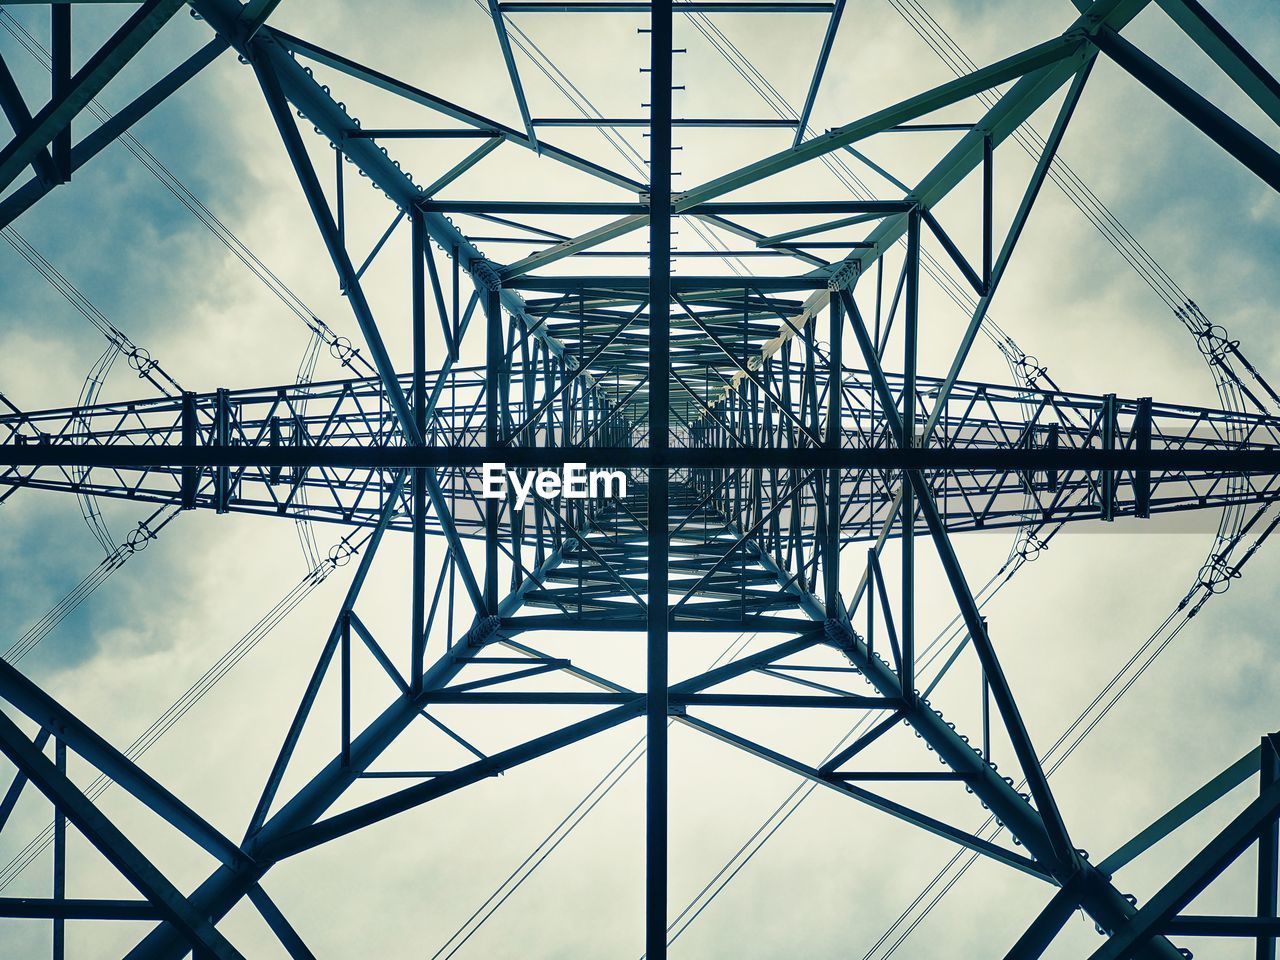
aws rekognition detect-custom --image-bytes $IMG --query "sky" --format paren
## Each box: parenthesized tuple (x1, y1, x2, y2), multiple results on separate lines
(2, 0, 1280, 957)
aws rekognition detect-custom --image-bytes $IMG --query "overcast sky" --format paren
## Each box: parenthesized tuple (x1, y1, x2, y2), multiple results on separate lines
(2, 1, 1280, 957)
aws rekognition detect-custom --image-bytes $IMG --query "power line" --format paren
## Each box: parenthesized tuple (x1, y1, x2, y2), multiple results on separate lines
(2, 505, 180, 665)
(0, 526, 371, 891)
(0, 9, 375, 381)
(863, 499, 1280, 959)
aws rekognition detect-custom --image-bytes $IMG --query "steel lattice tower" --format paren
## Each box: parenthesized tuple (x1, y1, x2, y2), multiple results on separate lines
(1, 1, 1280, 958)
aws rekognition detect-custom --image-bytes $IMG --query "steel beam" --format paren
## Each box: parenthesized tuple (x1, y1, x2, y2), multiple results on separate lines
(1154, 0, 1280, 127)
(0, 898, 162, 921)
(253, 55, 421, 445)
(0, 710, 244, 960)
(792, 0, 845, 147)
(412, 211, 429, 692)
(713, 0, 1151, 377)
(0, 49, 56, 187)
(1261, 735, 1279, 960)
(747, 553, 1181, 959)
(5, 443, 1280, 472)
(0, 37, 229, 229)
(1093, 26, 1280, 193)
(681, 714, 1049, 879)
(1088, 775, 1280, 960)
(486, 0, 538, 150)
(0, 657, 248, 871)
(0, 0, 186, 192)
(647, 3, 673, 955)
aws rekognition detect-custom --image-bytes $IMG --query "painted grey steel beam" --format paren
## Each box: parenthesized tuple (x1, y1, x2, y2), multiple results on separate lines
(478, 193, 895, 241)
(484, 286, 501, 615)
(0, 50, 56, 186)
(412, 210, 429, 691)
(0, 37, 229, 229)
(1154, 0, 1280, 126)
(7, 443, 1280, 472)
(0, 0, 186, 192)
(0, 709, 245, 960)
(508, 275, 829, 291)
(673, 693, 894, 709)
(499, 213, 650, 279)
(51, 0, 71, 184)
(268, 28, 641, 194)
(421, 136, 502, 198)
(1088, 776, 1280, 960)
(0, 657, 249, 871)
(253, 54, 421, 445)
(1098, 744, 1263, 876)
(792, 0, 845, 147)
(1166, 916, 1280, 937)
(648, 3, 673, 955)
(247, 884, 318, 960)
(681, 714, 1050, 879)
(532, 117, 798, 127)
(347, 128, 499, 139)
(1093, 25, 1280, 193)
(0, 898, 163, 921)
(500, 2, 836, 10)
(755, 211, 888, 247)
(486, 0, 539, 151)
(1262, 736, 1280, 960)
(900, 210, 919, 703)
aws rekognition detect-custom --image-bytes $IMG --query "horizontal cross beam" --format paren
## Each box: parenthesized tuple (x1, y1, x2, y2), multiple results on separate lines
(3, 444, 1280, 472)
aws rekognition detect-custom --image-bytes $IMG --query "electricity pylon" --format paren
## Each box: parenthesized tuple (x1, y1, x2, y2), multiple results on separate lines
(1, 1, 1279, 958)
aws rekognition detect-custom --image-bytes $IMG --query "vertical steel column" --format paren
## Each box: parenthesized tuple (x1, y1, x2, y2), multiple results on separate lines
(1101, 393, 1117, 521)
(334, 144, 345, 285)
(267, 417, 282, 486)
(1260, 734, 1279, 960)
(982, 670, 991, 760)
(865, 547, 876, 660)
(339, 612, 351, 768)
(1046, 423, 1060, 492)
(51, 4, 71, 184)
(214, 387, 231, 514)
(982, 133, 993, 291)
(411, 211, 428, 692)
(485, 287, 502, 615)
(180, 392, 198, 510)
(825, 294, 842, 617)
(900, 208, 920, 701)
(53, 737, 66, 960)
(1134, 397, 1152, 519)
(647, 2, 673, 956)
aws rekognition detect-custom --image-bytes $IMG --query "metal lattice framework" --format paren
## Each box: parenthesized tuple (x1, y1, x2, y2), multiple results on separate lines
(1, 1, 1279, 957)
